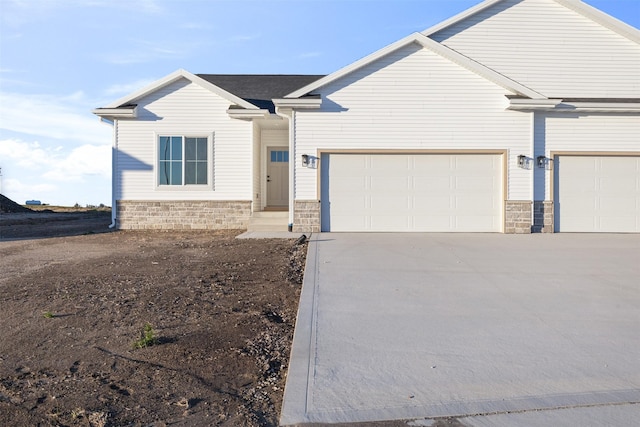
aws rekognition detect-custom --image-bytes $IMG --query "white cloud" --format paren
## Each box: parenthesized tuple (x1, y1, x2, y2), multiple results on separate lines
(0, 138, 110, 183)
(229, 34, 261, 42)
(99, 39, 188, 65)
(104, 78, 157, 97)
(43, 144, 111, 182)
(0, 91, 111, 144)
(2, 178, 57, 200)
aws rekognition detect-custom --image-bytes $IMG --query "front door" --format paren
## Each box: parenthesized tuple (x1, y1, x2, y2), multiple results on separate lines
(267, 147, 289, 207)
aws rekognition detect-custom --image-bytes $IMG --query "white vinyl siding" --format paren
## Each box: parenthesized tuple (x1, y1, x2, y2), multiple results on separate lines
(534, 113, 640, 201)
(115, 78, 252, 201)
(294, 43, 530, 202)
(554, 156, 640, 232)
(321, 153, 503, 232)
(430, 0, 640, 98)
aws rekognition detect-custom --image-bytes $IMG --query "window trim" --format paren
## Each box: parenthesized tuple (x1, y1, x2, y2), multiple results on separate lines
(154, 132, 214, 191)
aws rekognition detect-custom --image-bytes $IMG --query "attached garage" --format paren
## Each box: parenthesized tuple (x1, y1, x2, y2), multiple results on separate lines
(553, 155, 640, 233)
(320, 153, 504, 232)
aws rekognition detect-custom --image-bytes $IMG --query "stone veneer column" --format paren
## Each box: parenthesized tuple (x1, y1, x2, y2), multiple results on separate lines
(116, 200, 251, 230)
(532, 201, 554, 233)
(505, 201, 532, 234)
(292, 200, 321, 233)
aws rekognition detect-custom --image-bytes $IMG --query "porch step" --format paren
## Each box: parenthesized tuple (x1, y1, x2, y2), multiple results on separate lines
(247, 211, 289, 232)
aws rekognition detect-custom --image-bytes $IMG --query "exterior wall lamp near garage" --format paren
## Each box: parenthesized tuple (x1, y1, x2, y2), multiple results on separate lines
(537, 156, 549, 169)
(517, 155, 532, 169)
(301, 154, 318, 169)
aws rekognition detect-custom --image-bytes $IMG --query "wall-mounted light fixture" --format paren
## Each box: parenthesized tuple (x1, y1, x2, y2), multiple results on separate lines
(517, 155, 527, 169)
(301, 154, 309, 167)
(537, 155, 547, 169)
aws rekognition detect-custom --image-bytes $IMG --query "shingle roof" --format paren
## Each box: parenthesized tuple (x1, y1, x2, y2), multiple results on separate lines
(197, 74, 325, 112)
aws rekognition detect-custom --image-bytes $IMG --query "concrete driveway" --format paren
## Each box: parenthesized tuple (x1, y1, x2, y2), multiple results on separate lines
(280, 233, 640, 426)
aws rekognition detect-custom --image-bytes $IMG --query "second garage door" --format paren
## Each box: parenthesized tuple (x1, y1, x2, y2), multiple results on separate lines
(554, 155, 640, 232)
(320, 153, 503, 232)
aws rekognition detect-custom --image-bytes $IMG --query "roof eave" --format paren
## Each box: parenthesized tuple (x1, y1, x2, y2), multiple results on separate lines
(100, 69, 258, 111)
(273, 97, 322, 109)
(226, 108, 271, 120)
(92, 106, 138, 119)
(507, 98, 640, 112)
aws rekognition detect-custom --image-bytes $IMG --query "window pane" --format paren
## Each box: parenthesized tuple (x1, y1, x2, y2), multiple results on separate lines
(271, 151, 276, 162)
(171, 136, 182, 160)
(170, 160, 182, 184)
(197, 138, 207, 160)
(185, 161, 196, 184)
(284, 151, 289, 162)
(196, 162, 207, 184)
(159, 136, 170, 161)
(185, 138, 196, 160)
(159, 161, 169, 185)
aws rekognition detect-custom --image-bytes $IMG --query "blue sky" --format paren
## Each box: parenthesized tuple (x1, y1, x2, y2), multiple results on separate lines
(0, 0, 638, 206)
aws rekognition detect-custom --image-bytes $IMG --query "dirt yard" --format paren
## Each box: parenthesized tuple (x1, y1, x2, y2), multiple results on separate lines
(0, 211, 306, 426)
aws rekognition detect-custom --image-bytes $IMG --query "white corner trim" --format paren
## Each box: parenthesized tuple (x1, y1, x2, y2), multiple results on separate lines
(92, 106, 137, 118)
(102, 69, 257, 110)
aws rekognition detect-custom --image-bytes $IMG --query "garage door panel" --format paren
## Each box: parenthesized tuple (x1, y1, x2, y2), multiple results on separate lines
(370, 195, 409, 210)
(370, 176, 409, 192)
(414, 176, 452, 192)
(555, 155, 640, 233)
(455, 176, 496, 192)
(321, 153, 502, 232)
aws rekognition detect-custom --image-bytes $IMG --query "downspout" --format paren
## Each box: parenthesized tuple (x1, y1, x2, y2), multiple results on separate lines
(99, 117, 118, 229)
(109, 119, 118, 228)
(274, 106, 295, 230)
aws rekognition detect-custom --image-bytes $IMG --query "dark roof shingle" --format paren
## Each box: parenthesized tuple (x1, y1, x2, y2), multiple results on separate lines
(197, 74, 325, 112)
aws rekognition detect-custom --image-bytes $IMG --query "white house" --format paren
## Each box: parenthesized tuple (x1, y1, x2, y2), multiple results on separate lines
(94, 0, 640, 233)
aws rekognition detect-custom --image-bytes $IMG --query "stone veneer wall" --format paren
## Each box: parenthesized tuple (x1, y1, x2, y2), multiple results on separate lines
(532, 201, 554, 233)
(293, 200, 321, 233)
(116, 200, 251, 230)
(505, 200, 532, 234)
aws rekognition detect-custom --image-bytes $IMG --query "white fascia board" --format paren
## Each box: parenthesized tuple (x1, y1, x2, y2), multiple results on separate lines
(422, 0, 640, 44)
(414, 33, 547, 99)
(554, 0, 640, 44)
(422, 0, 504, 36)
(272, 98, 322, 109)
(92, 106, 137, 118)
(226, 108, 271, 120)
(103, 69, 257, 110)
(286, 32, 545, 100)
(285, 33, 425, 98)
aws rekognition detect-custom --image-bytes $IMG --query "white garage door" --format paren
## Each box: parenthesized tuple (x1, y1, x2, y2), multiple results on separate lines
(320, 153, 503, 232)
(554, 155, 640, 233)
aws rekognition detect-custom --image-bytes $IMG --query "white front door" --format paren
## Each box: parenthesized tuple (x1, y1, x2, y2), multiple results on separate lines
(267, 147, 289, 207)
